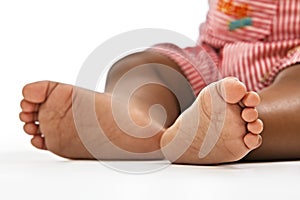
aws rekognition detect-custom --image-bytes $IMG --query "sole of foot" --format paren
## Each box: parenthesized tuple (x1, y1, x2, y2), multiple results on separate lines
(160, 77, 263, 164)
(20, 81, 164, 160)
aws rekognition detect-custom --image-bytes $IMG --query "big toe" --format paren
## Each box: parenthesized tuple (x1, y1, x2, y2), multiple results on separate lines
(217, 77, 247, 104)
(22, 81, 58, 103)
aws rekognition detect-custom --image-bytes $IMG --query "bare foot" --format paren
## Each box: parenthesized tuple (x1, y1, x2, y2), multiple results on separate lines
(19, 81, 164, 159)
(19, 78, 262, 164)
(160, 77, 263, 164)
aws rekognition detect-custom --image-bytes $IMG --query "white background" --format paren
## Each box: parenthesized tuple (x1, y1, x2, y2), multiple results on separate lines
(0, 0, 206, 152)
(0, 1, 299, 200)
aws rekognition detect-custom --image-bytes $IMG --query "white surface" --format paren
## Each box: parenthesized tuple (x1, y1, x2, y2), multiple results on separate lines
(1, 150, 300, 200)
(0, 1, 300, 200)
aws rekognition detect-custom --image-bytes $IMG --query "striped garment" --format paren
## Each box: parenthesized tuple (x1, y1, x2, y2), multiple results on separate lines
(152, 0, 300, 95)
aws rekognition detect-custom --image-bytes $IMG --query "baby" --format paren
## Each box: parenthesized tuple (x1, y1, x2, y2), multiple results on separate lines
(19, 0, 300, 164)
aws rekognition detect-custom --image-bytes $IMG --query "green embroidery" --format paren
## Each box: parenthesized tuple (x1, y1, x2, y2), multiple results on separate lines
(229, 17, 253, 31)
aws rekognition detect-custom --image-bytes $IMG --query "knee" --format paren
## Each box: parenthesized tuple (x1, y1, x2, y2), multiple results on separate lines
(107, 52, 149, 80)
(106, 52, 155, 91)
(105, 51, 181, 91)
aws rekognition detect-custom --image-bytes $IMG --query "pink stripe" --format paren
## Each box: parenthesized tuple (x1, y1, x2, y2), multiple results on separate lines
(152, 1, 300, 94)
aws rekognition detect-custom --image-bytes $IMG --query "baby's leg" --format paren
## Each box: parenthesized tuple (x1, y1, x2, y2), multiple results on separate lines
(20, 50, 263, 163)
(20, 52, 185, 159)
(244, 64, 300, 161)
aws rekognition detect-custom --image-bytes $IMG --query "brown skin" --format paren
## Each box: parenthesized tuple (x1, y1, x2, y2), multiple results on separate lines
(107, 52, 300, 162)
(21, 51, 185, 159)
(20, 50, 300, 162)
(105, 51, 183, 131)
(244, 64, 300, 161)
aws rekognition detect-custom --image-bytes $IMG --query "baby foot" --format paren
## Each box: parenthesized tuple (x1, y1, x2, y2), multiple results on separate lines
(19, 81, 164, 159)
(160, 77, 263, 164)
(19, 81, 95, 158)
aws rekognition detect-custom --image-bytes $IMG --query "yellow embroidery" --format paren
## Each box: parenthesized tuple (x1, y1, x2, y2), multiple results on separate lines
(218, 0, 250, 18)
(260, 72, 270, 83)
(288, 46, 300, 55)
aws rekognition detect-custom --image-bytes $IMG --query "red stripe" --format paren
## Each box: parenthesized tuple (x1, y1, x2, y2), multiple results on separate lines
(152, 1, 300, 94)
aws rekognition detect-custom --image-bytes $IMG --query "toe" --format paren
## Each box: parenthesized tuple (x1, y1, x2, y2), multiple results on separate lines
(20, 99, 39, 112)
(218, 77, 247, 104)
(22, 81, 58, 103)
(19, 112, 38, 123)
(244, 133, 262, 150)
(242, 91, 260, 107)
(31, 135, 47, 150)
(23, 123, 39, 135)
(241, 108, 258, 122)
(247, 119, 263, 134)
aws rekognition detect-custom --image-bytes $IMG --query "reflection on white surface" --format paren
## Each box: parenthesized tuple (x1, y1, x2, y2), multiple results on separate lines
(0, 150, 299, 200)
